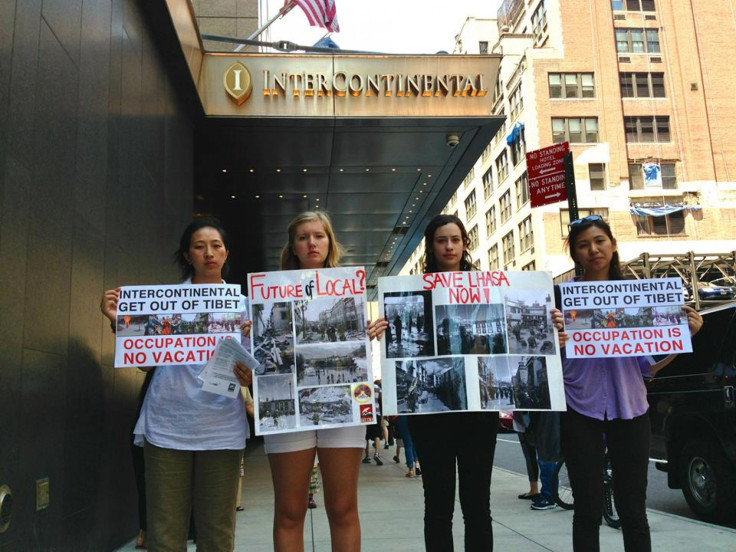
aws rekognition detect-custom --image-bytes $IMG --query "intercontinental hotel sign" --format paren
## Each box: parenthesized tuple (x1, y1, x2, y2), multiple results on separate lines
(202, 54, 500, 118)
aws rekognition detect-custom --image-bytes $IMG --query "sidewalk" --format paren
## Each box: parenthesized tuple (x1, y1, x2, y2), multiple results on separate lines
(117, 441, 736, 551)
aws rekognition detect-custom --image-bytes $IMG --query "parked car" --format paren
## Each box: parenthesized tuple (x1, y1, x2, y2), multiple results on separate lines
(695, 281, 735, 301)
(709, 277, 736, 294)
(498, 410, 514, 433)
(646, 301, 736, 523)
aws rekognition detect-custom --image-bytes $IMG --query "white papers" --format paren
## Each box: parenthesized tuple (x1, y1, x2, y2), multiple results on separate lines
(559, 277, 691, 358)
(378, 270, 566, 416)
(199, 338, 261, 398)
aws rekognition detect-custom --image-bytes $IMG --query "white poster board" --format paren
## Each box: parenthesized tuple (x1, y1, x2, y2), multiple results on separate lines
(378, 271, 566, 415)
(113, 284, 245, 368)
(248, 267, 375, 436)
(559, 277, 691, 358)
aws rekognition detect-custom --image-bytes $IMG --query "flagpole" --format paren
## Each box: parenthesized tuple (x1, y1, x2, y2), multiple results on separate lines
(234, 0, 297, 51)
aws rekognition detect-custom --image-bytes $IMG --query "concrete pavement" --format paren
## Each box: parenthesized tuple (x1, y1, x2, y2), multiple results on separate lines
(117, 440, 736, 551)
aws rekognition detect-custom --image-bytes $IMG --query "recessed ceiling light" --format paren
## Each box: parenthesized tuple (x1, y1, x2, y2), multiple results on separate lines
(417, 168, 421, 172)
(231, 195, 236, 199)
(316, 198, 320, 202)
(303, 194, 307, 198)
(302, 168, 308, 172)
(392, 168, 396, 172)
(276, 168, 281, 173)
(423, 182, 428, 186)
(279, 194, 283, 198)
(249, 168, 254, 173)
(409, 210, 413, 213)
(428, 174, 432, 178)
(222, 169, 227, 173)
(255, 195, 260, 198)
(365, 168, 370, 172)
(339, 168, 344, 172)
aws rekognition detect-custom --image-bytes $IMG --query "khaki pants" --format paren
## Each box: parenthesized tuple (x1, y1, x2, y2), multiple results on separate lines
(144, 441, 242, 552)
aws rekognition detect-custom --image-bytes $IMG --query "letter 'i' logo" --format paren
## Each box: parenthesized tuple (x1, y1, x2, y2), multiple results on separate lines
(223, 62, 252, 105)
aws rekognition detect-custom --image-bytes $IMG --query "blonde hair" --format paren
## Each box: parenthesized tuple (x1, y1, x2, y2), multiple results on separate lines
(280, 211, 345, 270)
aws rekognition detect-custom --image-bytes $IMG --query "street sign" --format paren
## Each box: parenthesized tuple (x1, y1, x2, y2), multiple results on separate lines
(526, 142, 569, 208)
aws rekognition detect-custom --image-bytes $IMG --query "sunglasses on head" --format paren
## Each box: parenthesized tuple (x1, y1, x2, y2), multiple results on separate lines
(568, 214, 603, 229)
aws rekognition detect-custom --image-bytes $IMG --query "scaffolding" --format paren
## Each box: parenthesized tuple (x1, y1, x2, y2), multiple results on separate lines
(554, 251, 736, 310)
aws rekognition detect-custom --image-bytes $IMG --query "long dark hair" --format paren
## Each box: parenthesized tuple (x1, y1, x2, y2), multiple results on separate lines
(565, 217, 624, 280)
(174, 217, 230, 281)
(423, 214, 475, 273)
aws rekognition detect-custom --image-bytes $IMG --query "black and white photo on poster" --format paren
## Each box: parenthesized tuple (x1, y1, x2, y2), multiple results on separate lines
(435, 303, 507, 355)
(295, 341, 367, 386)
(252, 301, 295, 374)
(564, 306, 656, 330)
(477, 356, 515, 410)
(394, 357, 467, 414)
(505, 290, 555, 355)
(294, 295, 366, 345)
(298, 385, 354, 426)
(258, 374, 297, 432)
(383, 291, 435, 359)
(510, 356, 551, 409)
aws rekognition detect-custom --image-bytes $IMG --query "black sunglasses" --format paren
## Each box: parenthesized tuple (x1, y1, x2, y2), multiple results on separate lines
(568, 214, 603, 229)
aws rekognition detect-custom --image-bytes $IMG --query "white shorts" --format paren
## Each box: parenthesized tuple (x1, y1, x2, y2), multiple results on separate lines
(264, 425, 365, 454)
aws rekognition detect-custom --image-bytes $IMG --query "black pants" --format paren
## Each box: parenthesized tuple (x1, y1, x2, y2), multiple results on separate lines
(517, 431, 539, 482)
(410, 412, 499, 552)
(561, 408, 651, 552)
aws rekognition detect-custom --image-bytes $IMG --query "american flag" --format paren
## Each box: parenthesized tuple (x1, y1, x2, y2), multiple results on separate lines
(288, 0, 340, 33)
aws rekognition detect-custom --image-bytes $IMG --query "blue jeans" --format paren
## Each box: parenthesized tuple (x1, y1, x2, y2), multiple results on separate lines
(396, 416, 416, 468)
(538, 459, 558, 500)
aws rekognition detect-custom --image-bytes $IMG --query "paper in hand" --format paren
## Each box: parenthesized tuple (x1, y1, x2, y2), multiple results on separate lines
(199, 338, 261, 398)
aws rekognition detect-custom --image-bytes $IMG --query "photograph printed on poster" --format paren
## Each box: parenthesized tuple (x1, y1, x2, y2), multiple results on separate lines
(207, 312, 242, 333)
(383, 291, 435, 359)
(435, 303, 507, 355)
(116, 313, 212, 337)
(394, 357, 467, 414)
(294, 296, 366, 345)
(651, 305, 687, 326)
(258, 374, 297, 431)
(478, 356, 516, 410)
(505, 290, 555, 355)
(564, 306, 656, 330)
(295, 341, 368, 386)
(252, 301, 295, 375)
(298, 385, 354, 426)
(115, 314, 153, 337)
(510, 356, 551, 409)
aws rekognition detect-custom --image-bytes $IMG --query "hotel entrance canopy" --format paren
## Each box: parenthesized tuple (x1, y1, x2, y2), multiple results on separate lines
(156, 1, 503, 295)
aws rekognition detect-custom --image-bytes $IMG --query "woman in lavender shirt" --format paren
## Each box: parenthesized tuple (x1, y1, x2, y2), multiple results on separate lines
(553, 215, 702, 552)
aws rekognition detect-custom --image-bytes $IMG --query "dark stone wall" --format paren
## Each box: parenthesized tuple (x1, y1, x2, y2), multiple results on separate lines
(0, 1, 194, 550)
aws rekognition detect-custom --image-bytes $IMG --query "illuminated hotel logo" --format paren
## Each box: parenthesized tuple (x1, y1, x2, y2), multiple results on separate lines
(223, 62, 253, 105)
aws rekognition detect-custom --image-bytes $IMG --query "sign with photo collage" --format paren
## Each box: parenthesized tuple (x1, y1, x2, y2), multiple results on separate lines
(378, 271, 566, 416)
(248, 267, 375, 436)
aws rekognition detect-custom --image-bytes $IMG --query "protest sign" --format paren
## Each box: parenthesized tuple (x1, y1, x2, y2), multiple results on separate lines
(113, 284, 245, 368)
(378, 271, 566, 416)
(559, 277, 691, 358)
(248, 266, 374, 436)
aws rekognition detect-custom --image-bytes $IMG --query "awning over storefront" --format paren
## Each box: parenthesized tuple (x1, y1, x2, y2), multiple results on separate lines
(629, 205, 702, 217)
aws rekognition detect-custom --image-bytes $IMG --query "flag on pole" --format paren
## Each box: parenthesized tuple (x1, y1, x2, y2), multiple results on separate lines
(288, 0, 339, 33)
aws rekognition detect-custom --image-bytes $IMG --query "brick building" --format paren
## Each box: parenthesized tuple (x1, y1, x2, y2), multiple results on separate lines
(403, 0, 736, 278)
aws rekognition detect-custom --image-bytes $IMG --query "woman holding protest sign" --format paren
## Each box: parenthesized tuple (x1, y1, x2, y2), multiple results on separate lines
(555, 215, 702, 552)
(237, 211, 387, 552)
(100, 217, 253, 551)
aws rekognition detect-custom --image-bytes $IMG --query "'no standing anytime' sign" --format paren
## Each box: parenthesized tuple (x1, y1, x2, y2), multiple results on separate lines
(526, 142, 569, 208)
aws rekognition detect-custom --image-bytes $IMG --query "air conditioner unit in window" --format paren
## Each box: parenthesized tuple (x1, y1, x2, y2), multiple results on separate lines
(613, 14, 626, 20)
(618, 56, 631, 63)
(645, 14, 657, 20)
(650, 56, 662, 63)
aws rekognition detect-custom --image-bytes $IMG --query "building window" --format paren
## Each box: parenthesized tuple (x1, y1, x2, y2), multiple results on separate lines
(522, 260, 536, 271)
(483, 168, 493, 199)
(519, 216, 534, 253)
(628, 162, 677, 189)
(560, 208, 610, 237)
(549, 73, 595, 99)
(611, 0, 624, 10)
(502, 231, 516, 269)
(462, 167, 475, 188)
(464, 190, 477, 220)
(624, 116, 670, 142)
(552, 117, 599, 143)
(482, 143, 492, 162)
(620, 72, 665, 98)
(622, 0, 656, 11)
(589, 163, 607, 191)
(500, 190, 513, 223)
(488, 245, 499, 270)
(468, 225, 479, 251)
(494, 76, 504, 103)
(479, 41, 489, 54)
(515, 173, 530, 208)
(510, 129, 526, 166)
(496, 151, 509, 181)
(509, 85, 524, 120)
(616, 28, 660, 54)
(486, 206, 497, 236)
(532, 0, 548, 43)
(635, 211, 686, 236)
